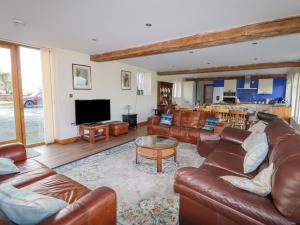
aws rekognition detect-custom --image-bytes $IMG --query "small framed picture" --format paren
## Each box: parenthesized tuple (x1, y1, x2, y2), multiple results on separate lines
(72, 64, 92, 90)
(121, 70, 131, 90)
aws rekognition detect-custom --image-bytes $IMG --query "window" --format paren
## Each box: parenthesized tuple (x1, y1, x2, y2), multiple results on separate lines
(0, 42, 45, 146)
(137, 72, 151, 95)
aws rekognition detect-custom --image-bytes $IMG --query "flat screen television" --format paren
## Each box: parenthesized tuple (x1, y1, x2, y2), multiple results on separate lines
(75, 99, 111, 125)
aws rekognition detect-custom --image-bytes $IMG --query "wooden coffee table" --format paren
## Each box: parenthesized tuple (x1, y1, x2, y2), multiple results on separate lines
(135, 135, 178, 173)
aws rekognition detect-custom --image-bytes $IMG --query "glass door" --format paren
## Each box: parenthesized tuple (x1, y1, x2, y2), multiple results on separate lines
(19, 47, 45, 145)
(0, 43, 23, 144)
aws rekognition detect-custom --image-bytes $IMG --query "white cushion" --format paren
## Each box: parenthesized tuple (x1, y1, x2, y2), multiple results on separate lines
(242, 132, 268, 173)
(0, 184, 68, 225)
(248, 121, 267, 133)
(0, 158, 19, 175)
(221, 163, 273, 197)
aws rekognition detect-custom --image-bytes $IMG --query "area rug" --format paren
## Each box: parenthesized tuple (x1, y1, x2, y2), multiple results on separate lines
(55, 141, 204, 225)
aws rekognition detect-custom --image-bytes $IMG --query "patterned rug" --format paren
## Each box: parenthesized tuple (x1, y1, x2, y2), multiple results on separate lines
(55, 141, 203, 225)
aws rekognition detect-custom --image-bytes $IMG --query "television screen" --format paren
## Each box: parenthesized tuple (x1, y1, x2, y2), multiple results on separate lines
(75, 99, 111, 125)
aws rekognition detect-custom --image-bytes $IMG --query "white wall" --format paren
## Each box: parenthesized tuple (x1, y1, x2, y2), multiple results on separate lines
(182, 81, 195, 106)
(51, 48, 157, 139)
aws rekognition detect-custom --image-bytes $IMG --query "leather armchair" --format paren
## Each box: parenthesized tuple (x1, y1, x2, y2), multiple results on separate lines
(0, 143, 117, 225)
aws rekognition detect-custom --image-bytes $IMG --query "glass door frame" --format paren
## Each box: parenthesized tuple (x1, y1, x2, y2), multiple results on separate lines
(0, 40, 44, 147)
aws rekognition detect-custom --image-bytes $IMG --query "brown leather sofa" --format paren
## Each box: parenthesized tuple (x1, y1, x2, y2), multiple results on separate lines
(0, 143, 116, 225)
(147, 110, 225, 144)
(174, 119, 300, 225)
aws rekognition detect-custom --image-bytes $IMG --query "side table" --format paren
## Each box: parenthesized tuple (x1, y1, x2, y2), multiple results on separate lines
(122, 114, 137, 129)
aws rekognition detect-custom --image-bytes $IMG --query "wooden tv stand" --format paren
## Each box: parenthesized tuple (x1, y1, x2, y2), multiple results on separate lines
(79, 123, 109, 144)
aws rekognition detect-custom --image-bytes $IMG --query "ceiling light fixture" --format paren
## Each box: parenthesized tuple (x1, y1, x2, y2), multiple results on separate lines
(145, 23, 152, 27)
(13, 19, 26, 26)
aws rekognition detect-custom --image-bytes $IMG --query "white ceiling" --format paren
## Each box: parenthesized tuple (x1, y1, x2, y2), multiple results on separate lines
(122, 34, 300, 75)
(1, 0, 300, 77)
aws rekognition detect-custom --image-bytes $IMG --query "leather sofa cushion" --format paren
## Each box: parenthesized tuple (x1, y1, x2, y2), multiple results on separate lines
(221, 127, 251, 145)
(174, 165, 295, 225)
(214, 140, 246, 157)
(204, 151, 256, 179)
(152, 124, 170, 136)
(188, 129, 202, 139)
(269, 135, 300, 222)
(265, 119, 297, 149)
(170, 126, 188, 138)
(23, 174, 90, 204)
(180, 111, 200, 128)
(171, 110, 181, 127)
(0, 159, 55, 188)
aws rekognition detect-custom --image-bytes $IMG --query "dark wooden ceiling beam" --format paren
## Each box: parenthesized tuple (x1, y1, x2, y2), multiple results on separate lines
(185, 74, 287, 81)
(90, 15, 300, 62)
(157, 61, 300, 76)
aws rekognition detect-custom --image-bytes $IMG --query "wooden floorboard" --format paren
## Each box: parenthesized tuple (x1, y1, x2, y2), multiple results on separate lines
(30, 126, 147, 168)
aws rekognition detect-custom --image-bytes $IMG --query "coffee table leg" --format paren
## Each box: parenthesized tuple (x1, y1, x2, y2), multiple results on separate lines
(136, 145, 138, 164)
(174, 147, 177, 162)
(157, 150, 162, 173)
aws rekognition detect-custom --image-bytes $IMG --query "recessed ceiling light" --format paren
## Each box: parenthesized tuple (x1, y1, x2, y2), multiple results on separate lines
(252, 42, 258, 45)
(91, 38, 98, 42)
(13, 19, 26, 26)
(145, 23, 152, 27)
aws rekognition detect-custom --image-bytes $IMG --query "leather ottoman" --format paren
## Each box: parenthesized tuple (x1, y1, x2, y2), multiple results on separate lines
(109, 121, 129, 136)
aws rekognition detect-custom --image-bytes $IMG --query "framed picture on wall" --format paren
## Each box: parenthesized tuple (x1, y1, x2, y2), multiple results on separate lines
(121, 70, 131, 90)
(72, 64, 92, 90)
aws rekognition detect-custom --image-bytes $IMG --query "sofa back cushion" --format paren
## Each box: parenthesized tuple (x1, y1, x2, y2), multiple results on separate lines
(180, 111, 200, 128)
(171, 110, 181, 127)
(269, 134, 300, 222)
(265, 119, 297, 150)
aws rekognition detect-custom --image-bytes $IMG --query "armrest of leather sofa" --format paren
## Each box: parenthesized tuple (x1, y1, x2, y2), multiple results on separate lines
(0, 142, 27, 162)
(220, 127, 251, 144)
(197, 134, 221, 157)
(39, 187, 116, 225)
(147, 116, 160, 135)
(214, 123, 225, 134)
(147, 116, 160, 125)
